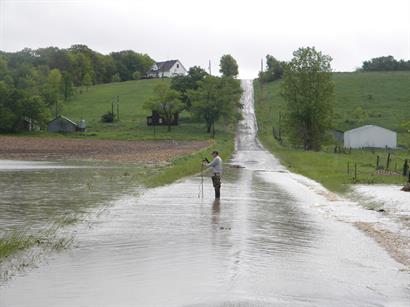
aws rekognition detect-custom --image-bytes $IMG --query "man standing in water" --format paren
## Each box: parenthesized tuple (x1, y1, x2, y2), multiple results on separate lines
(203, 151, 223, 199)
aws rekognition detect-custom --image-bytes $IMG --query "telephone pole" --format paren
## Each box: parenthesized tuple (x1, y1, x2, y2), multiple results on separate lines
(117, 96, 120, 121)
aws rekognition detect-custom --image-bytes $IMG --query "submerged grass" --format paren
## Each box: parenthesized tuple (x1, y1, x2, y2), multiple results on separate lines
(0, 221, 75, 283)
(0, 224, 74, 261)
(0, 234, 38, 260)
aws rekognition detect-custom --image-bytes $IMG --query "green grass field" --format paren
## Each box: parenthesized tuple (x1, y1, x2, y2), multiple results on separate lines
(62, 79, 222, 141)
(254, 72, 410, 193)
(62, 79, 237, 185)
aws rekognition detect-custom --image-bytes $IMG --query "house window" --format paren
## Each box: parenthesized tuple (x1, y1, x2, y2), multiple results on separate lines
(177, 64, 179, 68)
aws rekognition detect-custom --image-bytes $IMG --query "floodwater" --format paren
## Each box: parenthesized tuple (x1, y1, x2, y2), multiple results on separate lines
(1, 80, 409, 306)
(0, 160, 145, 234)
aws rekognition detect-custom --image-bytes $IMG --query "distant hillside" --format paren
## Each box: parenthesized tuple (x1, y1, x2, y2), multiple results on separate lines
(62, 78, 221, 141)
(258, 71, 410, 147)
(64, 79, 165, 126)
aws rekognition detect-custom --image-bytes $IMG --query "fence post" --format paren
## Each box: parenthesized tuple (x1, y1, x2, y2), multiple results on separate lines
(376, 155, 379, 170)
(386, 153, 391, 170)
(354, 162, 357, 181)
(403, 159, 409, 177)
(347, 161, 350, 175)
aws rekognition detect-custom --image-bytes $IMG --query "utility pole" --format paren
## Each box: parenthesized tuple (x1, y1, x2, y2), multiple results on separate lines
(261, 58, 264, 73)
(117, 96, 120, 121)
(208, 60, 212, 75)
(278, 112, 282, 141)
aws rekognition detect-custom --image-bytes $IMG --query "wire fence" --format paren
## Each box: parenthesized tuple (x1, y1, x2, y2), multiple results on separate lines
(346, 153, 410, 183)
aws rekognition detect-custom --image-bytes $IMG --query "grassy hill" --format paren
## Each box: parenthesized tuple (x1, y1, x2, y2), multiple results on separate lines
(42, 79, 235, 185)
(254, 71, 410, 192)
(257, 71, 410, 147)
(63, 78, 231, 141)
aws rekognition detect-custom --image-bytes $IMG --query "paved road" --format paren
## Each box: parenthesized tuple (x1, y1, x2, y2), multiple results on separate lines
(1, 80, 409, 307)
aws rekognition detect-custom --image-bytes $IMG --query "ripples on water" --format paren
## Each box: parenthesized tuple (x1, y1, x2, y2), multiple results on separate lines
(0, 160, 146, 234)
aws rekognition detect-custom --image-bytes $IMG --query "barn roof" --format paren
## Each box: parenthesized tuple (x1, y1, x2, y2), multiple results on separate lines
(345, 125, 395, 134)
(48, 115, 78, 126)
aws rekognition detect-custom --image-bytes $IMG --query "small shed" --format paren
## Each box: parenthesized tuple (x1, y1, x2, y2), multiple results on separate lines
(48, 115, 78, 133)
(146, 111, 179, 126)
(344, 125, 397, 149)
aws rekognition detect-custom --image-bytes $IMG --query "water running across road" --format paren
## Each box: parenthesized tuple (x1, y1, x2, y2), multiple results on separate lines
(1, 80, 409, 306)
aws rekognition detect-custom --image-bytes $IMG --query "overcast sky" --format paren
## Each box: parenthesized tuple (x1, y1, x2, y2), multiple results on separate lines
(0, 0, 409, 78)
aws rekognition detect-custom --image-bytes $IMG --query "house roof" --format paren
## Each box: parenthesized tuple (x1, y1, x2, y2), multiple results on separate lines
(48, 115, 78, 126)
(330, 128, 344, 133)
(345, 125, 395, 134)
(155, 60, 179, 72)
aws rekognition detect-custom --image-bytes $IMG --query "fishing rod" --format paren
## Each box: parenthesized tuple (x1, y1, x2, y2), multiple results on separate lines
(201, 162, 204, 198)
(198, 158, 209, 198)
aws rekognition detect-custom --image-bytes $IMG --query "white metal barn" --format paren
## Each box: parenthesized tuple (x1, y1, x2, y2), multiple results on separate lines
(344, 125, 397, 149)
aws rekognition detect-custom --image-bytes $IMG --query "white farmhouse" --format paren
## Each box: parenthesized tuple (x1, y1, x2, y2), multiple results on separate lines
(344, 125, 397, 149)
(147, 60, 187, 78)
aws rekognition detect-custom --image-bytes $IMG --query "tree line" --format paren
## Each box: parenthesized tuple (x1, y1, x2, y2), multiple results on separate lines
(258, 54, 410, 86)
(0, 45, 155, 132)
(360, 55, 410, 72)
(144, 54, 243, 136)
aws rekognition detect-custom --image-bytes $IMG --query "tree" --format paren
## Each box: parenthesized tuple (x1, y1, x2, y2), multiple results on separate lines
(189, 76, 242, 137)
(259, 55, 285, 83)
(110, 50, 154, 81)
(0, 81, 16, 131)
(143, 83, 183, 132)
(281, 47, 334, 150)
(352, 106, 368, 125)
(22, 95, 51, 128)
(0, 81, 50, 131)
(219, 54, 239, 78)
(40, 68, 64, 117)
(170, 66, 208, 110)
(62, 71, 74, 101)
(401, 120, 410, 133)
(83, 72, 92, 90)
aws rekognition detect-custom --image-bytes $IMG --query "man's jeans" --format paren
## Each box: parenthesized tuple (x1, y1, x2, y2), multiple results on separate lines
(212, 173, 221, 198)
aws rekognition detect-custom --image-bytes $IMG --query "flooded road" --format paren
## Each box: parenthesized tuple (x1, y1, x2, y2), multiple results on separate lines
(0, 160, 145, 234)
(1, 80, 409, 306)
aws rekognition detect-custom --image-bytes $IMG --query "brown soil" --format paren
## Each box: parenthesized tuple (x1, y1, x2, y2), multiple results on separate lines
(0, 136, 211, 163)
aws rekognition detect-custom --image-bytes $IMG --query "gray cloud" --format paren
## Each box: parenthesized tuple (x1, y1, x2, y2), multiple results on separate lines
(1, 0, 409, 78)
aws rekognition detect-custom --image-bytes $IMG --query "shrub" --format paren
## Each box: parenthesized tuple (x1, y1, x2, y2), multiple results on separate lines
(101, 111, 115, 123)
(132, 71, 142, 80)
(111, 73, 121, 83)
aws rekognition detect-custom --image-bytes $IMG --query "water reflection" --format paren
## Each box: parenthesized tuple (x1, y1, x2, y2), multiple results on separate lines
(212, 199, 221, 226)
